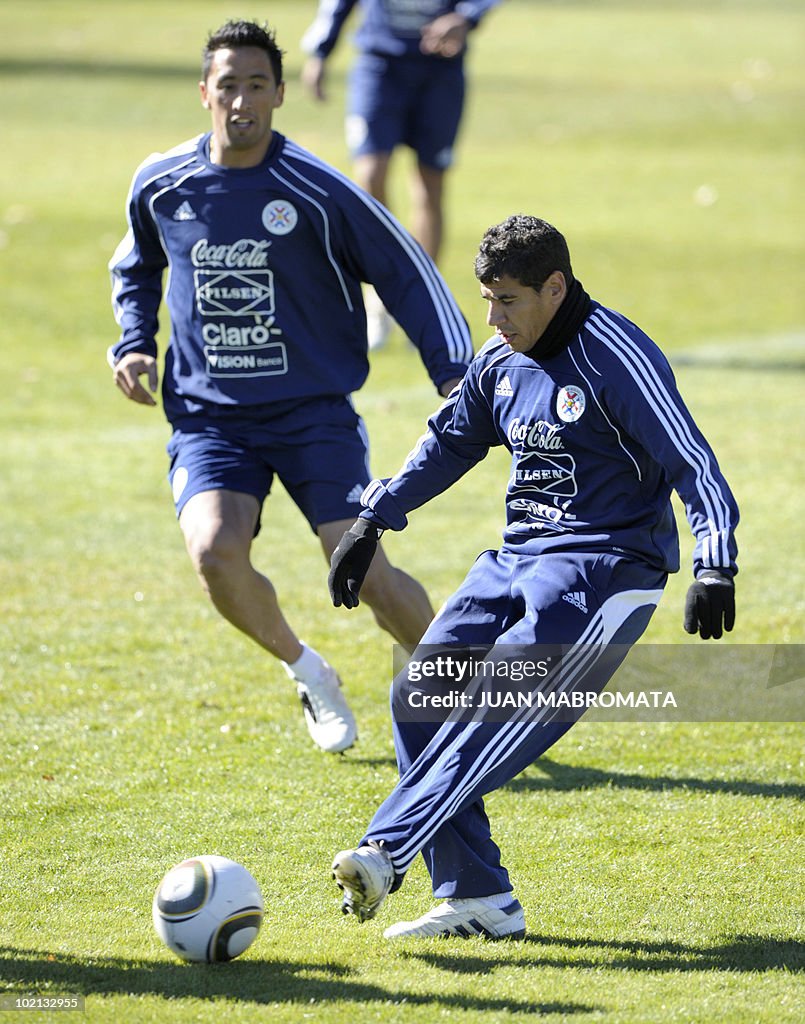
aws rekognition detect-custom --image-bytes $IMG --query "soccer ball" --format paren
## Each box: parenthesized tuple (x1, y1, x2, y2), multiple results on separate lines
(152, 855, 264, 963)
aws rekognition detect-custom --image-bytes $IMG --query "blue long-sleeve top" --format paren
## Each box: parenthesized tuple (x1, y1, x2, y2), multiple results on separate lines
(360, 302, 739, 580)
(109, 131, 473, 423)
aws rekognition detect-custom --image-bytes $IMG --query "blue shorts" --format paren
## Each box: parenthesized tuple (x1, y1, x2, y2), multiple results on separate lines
(166, 396, 371, 533)
(347, 53, 465, 169)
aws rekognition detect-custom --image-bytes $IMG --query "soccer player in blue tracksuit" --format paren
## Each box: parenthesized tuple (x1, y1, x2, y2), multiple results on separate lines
(327, 215, 739, 938)
(301, 0, 500, 348)
(108, 20, 472, 756)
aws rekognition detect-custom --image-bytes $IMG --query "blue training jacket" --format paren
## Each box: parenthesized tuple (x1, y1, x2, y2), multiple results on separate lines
(302, 0, 501, 60)
(360, 303, 740, 579)
(109, 131, 473, 423)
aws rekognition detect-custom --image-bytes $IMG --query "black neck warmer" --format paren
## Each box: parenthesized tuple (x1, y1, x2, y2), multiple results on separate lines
(526, 278, 592, 361)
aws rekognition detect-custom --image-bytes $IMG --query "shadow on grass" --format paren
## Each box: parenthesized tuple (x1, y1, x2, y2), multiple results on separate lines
(506, 757, 805, 801)
(347, 755, 398, 769)
(0, 947, 595, 1016)
(404, 933, 804, 975)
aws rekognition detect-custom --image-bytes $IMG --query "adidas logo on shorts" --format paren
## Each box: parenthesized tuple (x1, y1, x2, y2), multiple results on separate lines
(562, 591, 588, 613)
(345, 483, 365, 504)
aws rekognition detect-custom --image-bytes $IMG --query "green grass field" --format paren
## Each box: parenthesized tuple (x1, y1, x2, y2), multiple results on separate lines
(1, 1, 803, 1021)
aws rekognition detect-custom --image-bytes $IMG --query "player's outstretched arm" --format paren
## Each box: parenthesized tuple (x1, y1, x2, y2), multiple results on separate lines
(113, 351, 159, 407)
(683, 571, 735, 640)
(328, 519, 383, 609)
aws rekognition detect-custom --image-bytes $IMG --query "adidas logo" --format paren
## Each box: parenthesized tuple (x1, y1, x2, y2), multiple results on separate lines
(562, 591, 588, 613)
(495, 374, 514, 397)
(173, 200, 197, 221)
(345, 483, 365, 504)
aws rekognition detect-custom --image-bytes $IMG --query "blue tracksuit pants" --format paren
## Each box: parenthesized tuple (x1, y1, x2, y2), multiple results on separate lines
(359, 548, 667, 898)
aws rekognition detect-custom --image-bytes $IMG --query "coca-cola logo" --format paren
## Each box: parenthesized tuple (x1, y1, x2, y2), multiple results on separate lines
(191, 238, 271, 269)
(507, 417, 565, 451)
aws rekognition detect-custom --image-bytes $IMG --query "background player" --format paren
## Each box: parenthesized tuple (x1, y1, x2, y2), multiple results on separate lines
(108, 20, 472, 755)
(301, 0, 501, 348)
(326, 214, 738, 936)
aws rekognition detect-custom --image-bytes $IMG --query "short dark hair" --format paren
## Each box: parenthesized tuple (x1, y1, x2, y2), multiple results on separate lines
(202, 20, 284, 84)
(474, 215, 574, 292)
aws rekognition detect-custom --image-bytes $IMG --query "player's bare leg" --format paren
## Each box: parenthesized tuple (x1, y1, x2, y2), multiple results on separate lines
(179, 489, 302, 660)
(353, 151, 391, 207)
(410, 162, 445, 263)
(180, 489, 356, 752)
(318, 519, 434, 653)
(354, 152, 395, 350)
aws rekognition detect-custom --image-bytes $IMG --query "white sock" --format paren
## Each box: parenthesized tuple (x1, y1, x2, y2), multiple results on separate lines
(454, 892, 516, 909)
(282, 644, 326, 684)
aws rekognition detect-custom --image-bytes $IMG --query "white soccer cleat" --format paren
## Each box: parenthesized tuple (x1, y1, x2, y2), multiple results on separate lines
(382, 896, 526, 940)
(296, 665, 357, 754)
(332, 840, 394, 921)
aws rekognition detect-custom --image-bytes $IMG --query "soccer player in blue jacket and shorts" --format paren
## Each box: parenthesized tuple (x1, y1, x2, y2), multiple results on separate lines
(327, 215, 739, 938)
(108, 21, 472, 756)
(302, 1, 500, 348)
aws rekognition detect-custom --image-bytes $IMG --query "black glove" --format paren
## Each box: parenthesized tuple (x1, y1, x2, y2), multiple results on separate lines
(683, 570, 735, 640)
(328, 518, 383, 609)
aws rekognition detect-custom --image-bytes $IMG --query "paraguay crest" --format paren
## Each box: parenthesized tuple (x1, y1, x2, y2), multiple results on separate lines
(262, 200, 298, 235)
(556, 385, 586, 423)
